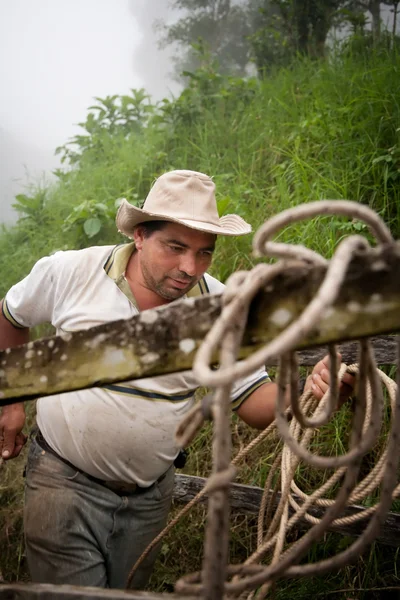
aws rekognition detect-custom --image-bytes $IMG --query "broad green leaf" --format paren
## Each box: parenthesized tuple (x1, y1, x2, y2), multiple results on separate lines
(94, 203, 108, 213)
(84, 218, 102, 238)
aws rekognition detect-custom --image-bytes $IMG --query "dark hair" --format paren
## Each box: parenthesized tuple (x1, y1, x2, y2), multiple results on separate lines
(135, 220, 168, 238)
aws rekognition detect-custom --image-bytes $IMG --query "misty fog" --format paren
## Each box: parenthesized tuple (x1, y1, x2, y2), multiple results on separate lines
(0, 0, 180, 224)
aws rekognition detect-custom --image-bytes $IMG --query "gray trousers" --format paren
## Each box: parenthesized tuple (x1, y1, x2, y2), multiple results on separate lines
(24, 436, 175, 589)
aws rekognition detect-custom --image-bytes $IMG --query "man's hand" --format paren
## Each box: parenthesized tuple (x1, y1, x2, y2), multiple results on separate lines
(0, 403, 27, 460)
(305, 353, 356, 404)
(237, 353, 356, 431)
(0, 299, 30, 460)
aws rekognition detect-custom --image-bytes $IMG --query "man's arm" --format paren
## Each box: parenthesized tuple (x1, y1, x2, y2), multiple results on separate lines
(237, 354, 355, 430)
(0, 300, 29, 459)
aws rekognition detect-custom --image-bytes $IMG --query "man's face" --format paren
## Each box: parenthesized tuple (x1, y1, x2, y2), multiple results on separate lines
(133, 222, 216, 301)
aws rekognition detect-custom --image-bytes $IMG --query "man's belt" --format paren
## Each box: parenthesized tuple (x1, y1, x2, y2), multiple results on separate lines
(34, 428, 167, 495)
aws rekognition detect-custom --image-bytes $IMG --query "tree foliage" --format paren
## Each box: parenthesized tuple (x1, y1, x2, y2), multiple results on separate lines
(249, 0, 390, 73)
(350, 0, 400, 39)
(157, 0, 398, 75)
(155, 0, 258, 77)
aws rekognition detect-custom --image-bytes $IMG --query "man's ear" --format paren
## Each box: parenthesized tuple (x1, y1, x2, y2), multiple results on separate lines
(133, 225, 145, 251)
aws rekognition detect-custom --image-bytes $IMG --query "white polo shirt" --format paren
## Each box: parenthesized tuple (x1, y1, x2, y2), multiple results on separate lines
(4, 244, 269, 486)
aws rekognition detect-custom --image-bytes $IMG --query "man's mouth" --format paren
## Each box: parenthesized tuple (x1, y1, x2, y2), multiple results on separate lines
(169, 278, 192, 289)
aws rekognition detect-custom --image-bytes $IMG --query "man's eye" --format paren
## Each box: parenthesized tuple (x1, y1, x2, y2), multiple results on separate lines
(170, 246, 182, 252)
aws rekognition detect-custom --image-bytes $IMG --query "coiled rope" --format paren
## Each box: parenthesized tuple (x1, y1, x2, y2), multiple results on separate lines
(128, 201, 400, 598)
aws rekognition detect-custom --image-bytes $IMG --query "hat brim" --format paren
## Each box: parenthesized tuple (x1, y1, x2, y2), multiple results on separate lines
(116, 199, 252, 237)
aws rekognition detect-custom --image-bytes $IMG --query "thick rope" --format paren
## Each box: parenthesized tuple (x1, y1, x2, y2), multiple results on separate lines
(126, 358, 398, 591)
(174, 201, 400, 597)
(127, 201, 399, 596)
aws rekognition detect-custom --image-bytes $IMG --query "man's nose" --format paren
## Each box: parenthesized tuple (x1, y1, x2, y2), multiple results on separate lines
(179, 254, 197, 277)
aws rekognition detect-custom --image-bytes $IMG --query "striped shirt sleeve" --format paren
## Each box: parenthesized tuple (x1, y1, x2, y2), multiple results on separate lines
(230, 369, 271, 411)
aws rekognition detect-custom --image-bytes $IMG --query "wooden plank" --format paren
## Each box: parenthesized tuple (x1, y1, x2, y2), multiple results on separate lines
(173, 474, 400, 547)
(296, 335, 398, 366)
(1, 244, 400, 406)
(0, 583, 195, 600)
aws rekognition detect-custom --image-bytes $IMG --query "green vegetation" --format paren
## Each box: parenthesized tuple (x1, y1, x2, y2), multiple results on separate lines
(1, 41, 400, 598)
(1, 43, 400, 293)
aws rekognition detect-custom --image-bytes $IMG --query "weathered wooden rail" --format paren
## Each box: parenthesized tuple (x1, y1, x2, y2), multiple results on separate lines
(1, 245, 400, 598)
(0, 584, 195, 599)
(172, 474, 400, 547)
(1, 244, 400, 405)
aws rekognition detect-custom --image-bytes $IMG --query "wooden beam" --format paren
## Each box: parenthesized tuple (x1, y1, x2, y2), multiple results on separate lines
(1, 245, 400, 406)
(295, 335, 397, 366)
(0, 583, 194, 600)
(172, 475, 400, 547)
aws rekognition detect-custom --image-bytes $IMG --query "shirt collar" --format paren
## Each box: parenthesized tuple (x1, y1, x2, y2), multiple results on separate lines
(103, 243, 136, 280)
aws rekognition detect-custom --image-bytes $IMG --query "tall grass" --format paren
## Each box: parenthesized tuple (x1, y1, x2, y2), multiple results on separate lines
(1, 45, 400, 596)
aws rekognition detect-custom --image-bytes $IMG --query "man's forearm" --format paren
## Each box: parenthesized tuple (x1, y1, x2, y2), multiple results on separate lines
(236, 382, 282, 430)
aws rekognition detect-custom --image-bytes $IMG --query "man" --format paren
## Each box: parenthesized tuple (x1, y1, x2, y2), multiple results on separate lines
(0, 170, 354, 589)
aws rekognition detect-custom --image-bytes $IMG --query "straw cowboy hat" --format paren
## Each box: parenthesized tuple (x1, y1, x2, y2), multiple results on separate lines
(116, 169, 251, 237)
